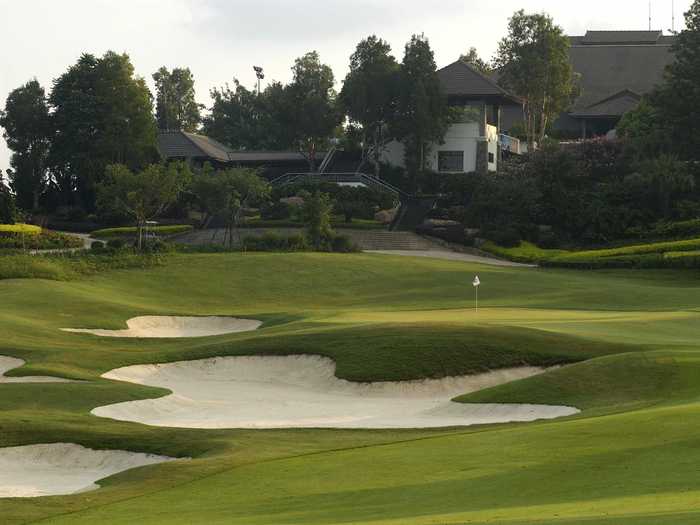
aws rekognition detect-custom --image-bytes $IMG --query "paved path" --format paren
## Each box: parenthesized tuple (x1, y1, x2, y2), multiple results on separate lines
(366, 250, 536, 268)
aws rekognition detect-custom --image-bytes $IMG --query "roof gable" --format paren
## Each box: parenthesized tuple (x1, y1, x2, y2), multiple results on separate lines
(437, 61, 521, 105)
(572, 89, 642, 118)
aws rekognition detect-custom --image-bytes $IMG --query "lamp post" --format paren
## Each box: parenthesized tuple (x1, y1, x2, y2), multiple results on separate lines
(253, 66, 264, 96)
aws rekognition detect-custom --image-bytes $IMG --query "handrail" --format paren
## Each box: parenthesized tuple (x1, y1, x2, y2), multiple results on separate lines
(270, 172, 408, 198)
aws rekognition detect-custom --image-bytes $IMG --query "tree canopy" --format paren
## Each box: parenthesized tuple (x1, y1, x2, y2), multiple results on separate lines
(340, 36, 400, 176)
(393, 34, 449, 188)
(0, 79, 51, 211)
(494, 10, 576, 150)
(97, 162, 190, 248)
(459, 47, 490, 73)
(153, 66, 203, 132)
(49, 51, 159, 210)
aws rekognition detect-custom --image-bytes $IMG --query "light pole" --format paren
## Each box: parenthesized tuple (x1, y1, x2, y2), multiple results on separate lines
(253, 66, 264, 96)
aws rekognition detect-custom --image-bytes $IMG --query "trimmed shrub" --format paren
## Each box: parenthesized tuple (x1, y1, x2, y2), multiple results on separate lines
(330, 234, 359, 253)
(91, 241, 105, 251)
(91, 225, 194, 238)
(485, 227, 521, 248)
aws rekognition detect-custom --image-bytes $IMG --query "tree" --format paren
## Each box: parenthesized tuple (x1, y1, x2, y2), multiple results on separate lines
(284, 52, 342, 171)
(96, 162, 190, 249)
(393, 34, 449, 190)
(300, 190, 333, 249)
(202, 80, 290, 150)
(340, 36, 400, 177)
(649, 0, 700, 160)
(0, 176, 16, 224)
(153, 67, 203, 132)
(50, 52, 159, 211)
(495, 10, 576, 151)
(459, 47, 490, 74)
(0, 80, 51, 211)
(617, 98, 671, 158)
(191, 167, 270, 248)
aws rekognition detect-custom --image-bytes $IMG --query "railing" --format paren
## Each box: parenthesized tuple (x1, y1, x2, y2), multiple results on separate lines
(270, 172, 408, 199)
(499, 133, 524, 155)
(317, 146, 337, 174)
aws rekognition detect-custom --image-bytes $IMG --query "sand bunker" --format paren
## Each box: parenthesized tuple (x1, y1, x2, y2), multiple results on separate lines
(0, 443, 178, 498)
(62, 316, 262, 338)
(0, 356, 73, 384)
(94, 355, 579, 429)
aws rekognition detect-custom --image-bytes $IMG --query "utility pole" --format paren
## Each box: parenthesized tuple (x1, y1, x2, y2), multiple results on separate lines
(649, 0, 652, 31)
(672, 0, 676, 32)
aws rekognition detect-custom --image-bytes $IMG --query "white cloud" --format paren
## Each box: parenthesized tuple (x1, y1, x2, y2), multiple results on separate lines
(0, 0, 692, 175)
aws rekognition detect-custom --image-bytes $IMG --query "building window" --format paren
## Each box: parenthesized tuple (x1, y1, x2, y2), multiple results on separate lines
(488, 152, 495, 164)
(438, 151, 464, 172)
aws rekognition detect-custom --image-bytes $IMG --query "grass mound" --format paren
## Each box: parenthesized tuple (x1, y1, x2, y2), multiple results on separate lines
(484, 239, 700, 268)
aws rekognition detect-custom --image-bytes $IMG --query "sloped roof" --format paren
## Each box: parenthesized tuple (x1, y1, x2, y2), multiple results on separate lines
(569, 39, 674, 111)
(580, 30, 663, 45)
(158, 131, 232, 162)
(571, 89, 642, 118)
(157, 131, 323, 164)
(437, 61, 521, 105)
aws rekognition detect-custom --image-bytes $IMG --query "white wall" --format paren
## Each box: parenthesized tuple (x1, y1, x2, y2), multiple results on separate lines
(381, 122, 497, 173)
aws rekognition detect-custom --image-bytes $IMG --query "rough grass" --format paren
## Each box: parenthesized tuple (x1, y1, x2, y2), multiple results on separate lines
(91, 225, 194, 238)
(1, 253, 700, 524)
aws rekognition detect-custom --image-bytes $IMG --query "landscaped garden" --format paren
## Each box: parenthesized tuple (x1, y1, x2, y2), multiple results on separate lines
(1, 251, 700, 523)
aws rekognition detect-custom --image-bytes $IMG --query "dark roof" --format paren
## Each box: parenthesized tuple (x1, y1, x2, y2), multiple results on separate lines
(157, 131, 324, 164)
(569, 39, 675, 111)
(157, 131, 232, 163)
(580, 30, 663, 45)
(571, 89, 642, 118)
(437, 61, 522, 105)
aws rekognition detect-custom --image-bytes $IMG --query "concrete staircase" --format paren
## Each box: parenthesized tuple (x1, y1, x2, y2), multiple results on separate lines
(340, 230, 440, 251)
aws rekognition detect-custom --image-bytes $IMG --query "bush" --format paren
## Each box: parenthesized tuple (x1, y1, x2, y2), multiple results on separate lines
(91, 241, 105, 251)
(330, 234, 359, 253)
(537, 230, 561, 249)
(485, 227, 521, 248)
(260, 201, 292, 221)
(107, 239, 125, 250)
(91, 225, 194, 238)
(242, 233, 310, 252)
(0, 228, 83, 250)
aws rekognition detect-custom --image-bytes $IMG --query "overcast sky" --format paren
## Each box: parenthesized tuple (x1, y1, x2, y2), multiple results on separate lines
(0, 0, 691, 174)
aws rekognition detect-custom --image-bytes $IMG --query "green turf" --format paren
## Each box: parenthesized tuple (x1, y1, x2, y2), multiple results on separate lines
(1, 252, 700, 524)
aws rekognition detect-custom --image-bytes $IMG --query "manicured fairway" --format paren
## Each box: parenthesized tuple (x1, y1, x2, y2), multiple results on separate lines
(1, 252, 700, 524)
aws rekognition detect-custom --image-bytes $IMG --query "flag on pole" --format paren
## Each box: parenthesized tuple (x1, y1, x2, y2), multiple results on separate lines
(473, 276, 481, 287)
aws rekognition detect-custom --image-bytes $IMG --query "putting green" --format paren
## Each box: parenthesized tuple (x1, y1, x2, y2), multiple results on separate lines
(1, 252, 700, 524)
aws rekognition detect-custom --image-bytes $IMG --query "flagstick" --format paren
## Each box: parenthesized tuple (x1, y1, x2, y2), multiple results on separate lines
(475, 286, 478, 313)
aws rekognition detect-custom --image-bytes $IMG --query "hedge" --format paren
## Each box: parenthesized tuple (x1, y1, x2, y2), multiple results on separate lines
(91, 225, 193, 238)
(0, 223, 42, 235)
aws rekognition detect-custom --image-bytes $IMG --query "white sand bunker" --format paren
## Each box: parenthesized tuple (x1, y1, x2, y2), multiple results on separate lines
(93, 355, 579, 429)
(62, 316, 262, 339)
(0, 356, 73, 384)
(0, 443, 178, 498)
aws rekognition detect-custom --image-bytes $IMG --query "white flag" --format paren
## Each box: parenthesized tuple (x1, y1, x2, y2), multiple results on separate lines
(473, 276, 481, 287)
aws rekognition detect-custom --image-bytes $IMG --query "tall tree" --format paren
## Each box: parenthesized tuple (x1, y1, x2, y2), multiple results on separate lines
(494, 10, 576, 151)
(393, 34, 449, 189)
(650, 0, 700, 160)
(0, 80, 51, 211)
(202, 80, 290, 150)
(96, 162, 190, 249)
(283, 52, 341, 171)
(340, 36, 400, 177)
(152, 67, 203, 132)
(459, 47, 490, 74)
(50, 52, 158, 211)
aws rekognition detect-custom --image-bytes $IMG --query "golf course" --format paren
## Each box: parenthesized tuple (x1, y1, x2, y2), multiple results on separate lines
(1, 251, 700, 524)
